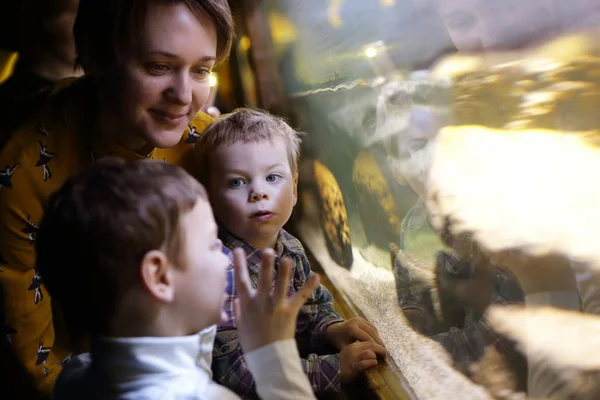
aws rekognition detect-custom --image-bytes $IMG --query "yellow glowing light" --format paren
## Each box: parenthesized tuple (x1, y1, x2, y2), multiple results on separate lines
(0, 51, 18, 84)
(209, 73, 218, 87)
(239, 36, 251, 52)
(365, 47, 378, 58)
(380, 0, 396, 6)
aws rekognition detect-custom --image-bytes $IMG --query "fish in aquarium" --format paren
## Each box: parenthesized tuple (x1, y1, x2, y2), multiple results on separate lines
(295, 81, 421, 270)
(328, 78, 449, 269)
(312, 160, 354, 268)
(351, 149, 403, 252)
(425, 31, 600, 399)
(478, 306, 600, 400)
(346, 73, 528, 378)
(287, 0, 600, 397)
(427, 31, 600, 284)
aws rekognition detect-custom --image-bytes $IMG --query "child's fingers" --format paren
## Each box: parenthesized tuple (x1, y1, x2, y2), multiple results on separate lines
(347, 327, 376, 345)
(288, 273, 320, 311)
(257, 249, 276, 304)
(272, 257, 292, 306)
(350, 322, 385, 347)
(354, 342, 387, 358)
(233, 248, 252, 302)
(233, 298, 242, 325)
(358, 349, 378, 362)
(361, 322, 385, 347)
(355, 359, 378, 372)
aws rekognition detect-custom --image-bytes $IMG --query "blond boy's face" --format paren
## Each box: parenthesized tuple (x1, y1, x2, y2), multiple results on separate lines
(208, 138, 298, 250)
(171, 198, 229, 332)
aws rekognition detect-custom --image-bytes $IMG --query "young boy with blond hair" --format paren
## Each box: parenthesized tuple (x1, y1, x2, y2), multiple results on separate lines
(35, 159, 321, 400)
(195, 108, 387, 397)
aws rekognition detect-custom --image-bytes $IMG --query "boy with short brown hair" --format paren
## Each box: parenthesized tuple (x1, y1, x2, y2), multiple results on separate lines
(196, 108, 387, 397)
(37, 158, 320, 400)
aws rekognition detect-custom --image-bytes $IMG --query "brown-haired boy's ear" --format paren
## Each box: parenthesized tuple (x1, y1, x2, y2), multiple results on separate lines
(140, 250, 175, 303)
(293, 173, 298, 206)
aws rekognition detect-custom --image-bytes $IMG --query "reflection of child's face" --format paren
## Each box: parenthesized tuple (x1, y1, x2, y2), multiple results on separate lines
(386, 128, 435, 201)
(384, 103, 447, 201)
(208, 138, 298, 250)
(433, 0, 559, 51)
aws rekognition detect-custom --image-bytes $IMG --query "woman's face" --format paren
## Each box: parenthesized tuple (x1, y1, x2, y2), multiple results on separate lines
(103, 2, 217, 151)
(433, 0, 559, 52)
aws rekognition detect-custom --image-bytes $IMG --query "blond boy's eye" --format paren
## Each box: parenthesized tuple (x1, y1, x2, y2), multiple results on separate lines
(266, 174, 280, 183)
(230, 178, 243, 188)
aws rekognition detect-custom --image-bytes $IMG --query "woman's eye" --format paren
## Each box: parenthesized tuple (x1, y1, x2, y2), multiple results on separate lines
(146, 63, 170, 75)
(193, 68, 210, 80)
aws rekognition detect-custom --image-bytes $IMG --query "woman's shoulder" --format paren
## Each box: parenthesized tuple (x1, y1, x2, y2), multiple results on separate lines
(0, 77, 94, 191)
(6, 77, 93, 142)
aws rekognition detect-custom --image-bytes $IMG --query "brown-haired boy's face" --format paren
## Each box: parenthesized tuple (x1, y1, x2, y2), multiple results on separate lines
(106, 2, 217, 151)
(208, 138, 298, 250)
(169, 198, 229, 332)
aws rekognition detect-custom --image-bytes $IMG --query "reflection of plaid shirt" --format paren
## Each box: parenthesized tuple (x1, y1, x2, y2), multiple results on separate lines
(212, 226, 344, 397)
(434, 261, 524, 367)
(396, 200, 525, 366)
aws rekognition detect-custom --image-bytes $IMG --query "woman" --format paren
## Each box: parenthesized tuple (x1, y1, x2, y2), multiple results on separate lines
(0, 0, 234, 396)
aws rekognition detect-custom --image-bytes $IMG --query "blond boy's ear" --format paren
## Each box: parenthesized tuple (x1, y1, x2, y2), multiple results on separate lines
(140, 250, 175, 303)
(293, 173, 299, 206)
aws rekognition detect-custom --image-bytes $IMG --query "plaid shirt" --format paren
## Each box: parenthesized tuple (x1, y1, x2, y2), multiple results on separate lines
(396, 200, 525, 367)
(212, 226, 344, 398)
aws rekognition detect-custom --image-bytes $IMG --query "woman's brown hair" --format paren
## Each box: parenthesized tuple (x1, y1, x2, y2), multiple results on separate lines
(74, 0, 234, 74)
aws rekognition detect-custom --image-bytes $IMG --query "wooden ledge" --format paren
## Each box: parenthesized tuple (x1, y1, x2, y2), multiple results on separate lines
(305, 246, 417, 400)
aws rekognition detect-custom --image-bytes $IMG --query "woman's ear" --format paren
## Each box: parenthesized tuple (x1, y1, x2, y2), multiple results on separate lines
(140, 250, 175, 303)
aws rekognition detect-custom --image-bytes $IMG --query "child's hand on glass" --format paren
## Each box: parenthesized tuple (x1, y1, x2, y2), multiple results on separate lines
(325, 317, 387, 382)
(324, 317, 385, 350)
(232, 247, 320, 352)
(339, 341, 387, 383)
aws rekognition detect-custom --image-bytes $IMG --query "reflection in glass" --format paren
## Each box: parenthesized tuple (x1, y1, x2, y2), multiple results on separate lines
(262, 0, 600, 398)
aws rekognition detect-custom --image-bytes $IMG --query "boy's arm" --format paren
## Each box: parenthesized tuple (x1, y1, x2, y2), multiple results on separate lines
(215, 249, 323, 399)
(0, 135, 67, 396)
(212, 334, 341, 396)
(212, 337, 257, 397)
(296, 253, 344, 350)
(300, 353, 341, 394)
(245, 340, 318, 400)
